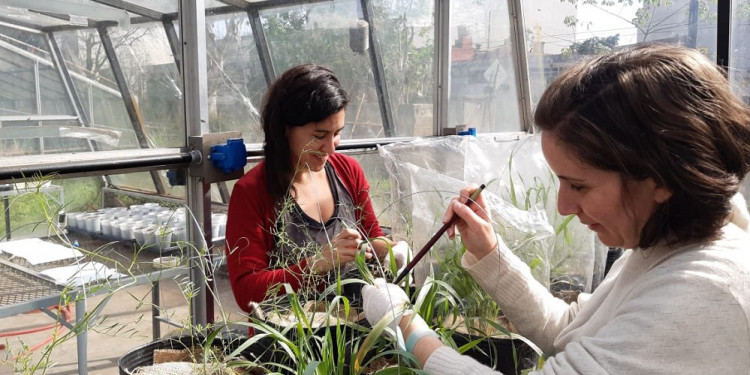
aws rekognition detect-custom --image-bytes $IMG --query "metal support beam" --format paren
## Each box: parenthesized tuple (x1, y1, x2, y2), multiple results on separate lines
(180, 0, 210, 328)
(135, 1, 332, 25)
(246, 0, 332, 11)
(163, 20, 182, 74)
(46, 33, 91, 127)
(152, 280, 161, 339)
(2, 0, 130, 28)
(33, 61, 44, 153)
(96, 24, 150, 149)
(218, 182, 231, 204)
(91, 0, 168, 21)
(716, 0, 731, 71)
(247, 9, 276, 86)
(507, 0, 533, 132)
(96, 23, 166, 194)
(47, 31, 113, 187)
(0, 17, 43, 33)
(202, 183, 215, 324)
(434, 0, 450, 135)
(75, 299, 88, 375)
(360, 0, 395, 137)
(3, 197, 11, 240)
(0, 148, 196, 184)
(216, 0, 251, 9)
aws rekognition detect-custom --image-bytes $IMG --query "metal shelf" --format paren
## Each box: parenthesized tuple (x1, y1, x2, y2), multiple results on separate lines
(0, 258, 62, 317)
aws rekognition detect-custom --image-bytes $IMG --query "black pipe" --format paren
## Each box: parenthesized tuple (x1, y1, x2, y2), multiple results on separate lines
(1, 138, 410, 183)
(0, 153, 195, 183)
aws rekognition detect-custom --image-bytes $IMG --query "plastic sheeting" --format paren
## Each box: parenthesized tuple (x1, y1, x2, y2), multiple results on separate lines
(59, 126, 122, 146)
(379, 134, 605, 292)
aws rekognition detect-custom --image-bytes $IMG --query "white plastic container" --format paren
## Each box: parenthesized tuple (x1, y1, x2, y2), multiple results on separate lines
(119, 222, 135, 240)
(100, 219, 114, 237)
(67, 212, 81, 230)
(84, 214, 101, 233)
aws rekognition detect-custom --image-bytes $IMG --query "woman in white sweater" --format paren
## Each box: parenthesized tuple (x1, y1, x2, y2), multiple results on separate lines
(362, 44, 750, 374)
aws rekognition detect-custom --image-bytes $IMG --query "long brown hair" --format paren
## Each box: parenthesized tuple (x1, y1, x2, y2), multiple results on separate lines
(261, 64, 349, 203)
(535, 44, 750, 248)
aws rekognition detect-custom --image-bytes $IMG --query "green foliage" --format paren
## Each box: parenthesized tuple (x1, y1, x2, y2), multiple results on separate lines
(1, 176, 100, 239)
(561, 35, 620, 56)
(561, 0, 719, 43)
(3, 170, 541, 374)
(436, 240, 500, 326)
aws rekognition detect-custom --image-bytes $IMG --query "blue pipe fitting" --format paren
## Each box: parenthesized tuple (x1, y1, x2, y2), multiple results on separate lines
(458, 127, 477, 136)
(210, 138, 247, 173)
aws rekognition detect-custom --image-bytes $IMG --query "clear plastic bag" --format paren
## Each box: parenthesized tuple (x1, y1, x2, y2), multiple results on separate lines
(379, 134, 601, 292)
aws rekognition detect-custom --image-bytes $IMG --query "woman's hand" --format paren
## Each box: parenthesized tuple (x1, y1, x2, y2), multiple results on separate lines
(443, 184, 497, 259)
(309, 227, 371, 274)
(362, 278, 411, 336)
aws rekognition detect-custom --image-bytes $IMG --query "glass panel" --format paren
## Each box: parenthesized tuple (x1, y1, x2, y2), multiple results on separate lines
(205, 12, 266, 142)
(40, 66, 75, 115)
(0, 172, 189, 247)
(53, 27, 180, 152)
(0, 138, 39, 156)
(523, 0, 718, 107)
(0, 177, 76, 240)
(108, 23, 184, 148)
(91, 85, 137, 149)
(0, 6, 73, 28)
(375, 0, 435, 137)
(54, 29, 132, 151)
(0, 26, 39, 118)
(354, 151, 393, 229)
(0, 24, 48, 54)
(124, 0, 178, 14)
(206, 0, 229, 9)
(0, 64, 34, 116)
(449, 0, 520, 132)
(43, 120, 90, 153)
(260, 0, 387, 138)
(731, 0, 750, 199)
(730, 0, 750, 105)
(109, 171, 185, 198)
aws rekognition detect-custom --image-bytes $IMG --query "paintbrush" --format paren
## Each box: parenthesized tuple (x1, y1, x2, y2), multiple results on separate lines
(393, 183, 487, 284)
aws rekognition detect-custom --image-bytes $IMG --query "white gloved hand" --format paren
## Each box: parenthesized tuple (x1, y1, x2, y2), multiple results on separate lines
(384, 241, 412, 274)
(362, 278, 411, 337)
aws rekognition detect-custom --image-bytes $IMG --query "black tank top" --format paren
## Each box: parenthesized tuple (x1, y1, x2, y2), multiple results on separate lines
(270, 162, 358, 271)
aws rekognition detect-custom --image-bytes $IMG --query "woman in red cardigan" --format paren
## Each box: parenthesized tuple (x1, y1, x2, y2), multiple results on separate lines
(225, 64, 406, 312)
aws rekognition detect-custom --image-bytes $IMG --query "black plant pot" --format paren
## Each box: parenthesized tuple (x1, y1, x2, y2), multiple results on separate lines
(451, 333, 537, 375)
(117, 333, 284, 375)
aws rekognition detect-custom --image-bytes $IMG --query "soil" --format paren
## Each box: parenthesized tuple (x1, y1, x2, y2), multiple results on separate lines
(264, 300, 365, 328)
(144, 346, 265, 375)
(444, 314, 517, 336)
(360, 356, 398, 374)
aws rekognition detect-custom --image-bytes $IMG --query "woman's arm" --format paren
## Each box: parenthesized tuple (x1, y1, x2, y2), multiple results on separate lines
(225, 174, 310, 310)
(446, 185, 576, 353)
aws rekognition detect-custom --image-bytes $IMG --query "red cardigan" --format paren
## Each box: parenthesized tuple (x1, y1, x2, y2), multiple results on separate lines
(225, 153, 385, 312)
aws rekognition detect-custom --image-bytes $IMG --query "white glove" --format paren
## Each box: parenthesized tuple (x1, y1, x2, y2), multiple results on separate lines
(362, 278, 410, 337)
(384, 241, 412, 274)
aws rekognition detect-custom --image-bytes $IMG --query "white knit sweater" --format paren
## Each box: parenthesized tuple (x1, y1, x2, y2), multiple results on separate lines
(424, 219, 750, 374)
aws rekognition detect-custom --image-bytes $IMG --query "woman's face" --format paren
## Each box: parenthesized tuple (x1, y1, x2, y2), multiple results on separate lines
(287, 110, 346, 172)
(541, 132, 672, 249)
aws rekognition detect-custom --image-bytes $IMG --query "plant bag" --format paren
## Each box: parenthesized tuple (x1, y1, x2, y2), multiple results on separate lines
(378, 134, 603, 292)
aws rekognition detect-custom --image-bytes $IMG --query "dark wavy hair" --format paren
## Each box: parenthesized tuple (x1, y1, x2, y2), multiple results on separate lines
(534, 44, 750, 248)
(261, 64, 349, 203)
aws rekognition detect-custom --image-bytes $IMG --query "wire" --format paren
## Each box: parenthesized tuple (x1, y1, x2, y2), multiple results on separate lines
(1, 304, 72, 358)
